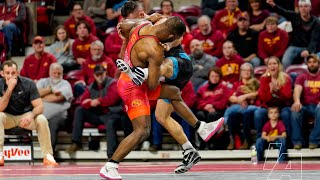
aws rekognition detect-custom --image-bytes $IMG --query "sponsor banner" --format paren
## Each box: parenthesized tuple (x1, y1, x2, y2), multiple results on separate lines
(3, 146, 32, 160)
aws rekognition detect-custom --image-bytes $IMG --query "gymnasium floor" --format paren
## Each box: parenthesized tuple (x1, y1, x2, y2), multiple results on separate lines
(1, 161, 319, 180)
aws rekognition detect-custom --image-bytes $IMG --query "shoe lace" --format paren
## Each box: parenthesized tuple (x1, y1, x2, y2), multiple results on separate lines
(107, 166, 119, 176)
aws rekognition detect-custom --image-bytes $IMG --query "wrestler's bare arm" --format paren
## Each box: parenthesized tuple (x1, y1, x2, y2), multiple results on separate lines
(137, 39, 164, 89)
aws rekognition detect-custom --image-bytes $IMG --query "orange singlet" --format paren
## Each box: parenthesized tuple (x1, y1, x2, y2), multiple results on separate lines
(117, 22, 161, 120)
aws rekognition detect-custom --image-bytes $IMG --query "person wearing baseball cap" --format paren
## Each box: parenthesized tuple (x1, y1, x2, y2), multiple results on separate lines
(20, 36, 57, 82)
(227, 11, 261, 67)
(66, 63, 122, 159)
(291, 53, 320, 150)
(266, 0, 320, 70)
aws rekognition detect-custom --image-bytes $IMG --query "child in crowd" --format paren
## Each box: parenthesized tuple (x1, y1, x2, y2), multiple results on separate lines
(256, 106, 287, 163)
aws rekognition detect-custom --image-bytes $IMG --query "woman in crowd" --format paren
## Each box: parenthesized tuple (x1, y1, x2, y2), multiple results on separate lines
(225, 63, 260, 150)
(49, 25, 76, 73)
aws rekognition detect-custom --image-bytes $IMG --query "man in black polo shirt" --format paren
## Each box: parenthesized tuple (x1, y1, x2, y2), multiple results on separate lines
(0, 60, 58, 166)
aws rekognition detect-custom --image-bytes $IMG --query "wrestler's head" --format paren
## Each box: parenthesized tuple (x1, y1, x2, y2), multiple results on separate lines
(121, 0, 145, 19)
(161, 16, 186, 43)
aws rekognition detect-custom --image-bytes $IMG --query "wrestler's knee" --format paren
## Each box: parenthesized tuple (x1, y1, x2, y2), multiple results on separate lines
(135, 126, 150, 141)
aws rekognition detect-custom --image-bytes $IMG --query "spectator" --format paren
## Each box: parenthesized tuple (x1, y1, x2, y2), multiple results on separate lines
(254, 56, 292, 138)
(189, 39, 217, 91)
(266, 0, 320, 69)
(212, 0, 242, 38)
(216, 40, 245, 85)
(64, 3, 97, 39)
(74, 40, 117, 97)
(0, 0, 26, 58)
(49, 25, 76, 74)
(256, 106, 287, 163)
(196, 67, 231, 149)
(258, 16, 289, 64)
(193, 15, 224, 58)
(291, 54, 320, 150)
(160, 0, 188, 26)
(185, 0, 226, 27)
(65, 64, 122, 158)
(104, 29, 123, 61)
(225, 63, 260, 150)
(83, 0, 109, 31)
(227, 12, 261, 67)
(105, 0, 127, 28)
(248, 0, 270, 32)
(295, 0, 320, 17)
(20, 36, 57, 82)
(150, 81, 196, 151)
(36, 63, 73, 153)
(72, 21, 99, 67)
(201, 0, 225, 18)
(0, 60, 58, 166)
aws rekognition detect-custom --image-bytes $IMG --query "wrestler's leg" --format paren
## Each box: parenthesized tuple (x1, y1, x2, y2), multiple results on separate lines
(159, 85, 198, 127)
(155, 99, 188, 145)
(110, 115, 151, 162)
(159, 85, 224, 142)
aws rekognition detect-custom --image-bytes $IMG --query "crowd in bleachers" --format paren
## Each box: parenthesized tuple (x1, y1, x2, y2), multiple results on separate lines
(0, 0, 320, 162)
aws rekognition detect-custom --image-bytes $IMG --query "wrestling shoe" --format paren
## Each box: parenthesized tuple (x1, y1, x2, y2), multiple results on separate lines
(116, 59, 130, 73)
(99, 162, 122, 180)
(198, 117, 224, 142)
(174, 148, 201, 174)
(116, 59, 148, 86)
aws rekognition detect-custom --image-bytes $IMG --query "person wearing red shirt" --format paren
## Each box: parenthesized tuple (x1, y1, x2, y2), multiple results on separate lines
(72, 21, 99, 67)
(258, 16, 289, 64)
(256, 106, 287, 163)
(291, 54, 320, 150)
(196, 67, 231, 149)
(104, 30, 122, 61)
(225, 63, 260, 150)
(0, 0, 26, 57)
(193, 15, 224, 58)
(74, 40, 117, 97)
(65, 64, 122, 158)
(64, 3, 96, 39)
(212, 0, 242, 38)
(216, 40, 245, 85)
(20, 36, 57, 82)
(254, 56, 292, 138)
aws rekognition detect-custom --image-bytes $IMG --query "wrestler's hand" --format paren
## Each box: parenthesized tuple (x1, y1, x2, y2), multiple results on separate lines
(147, 13, 165, 23)
(117, 23, 126, 41)
(159, 42, 171, 51)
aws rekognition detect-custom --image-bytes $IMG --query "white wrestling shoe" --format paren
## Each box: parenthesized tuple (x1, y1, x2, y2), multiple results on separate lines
(116, 59, 148, 86)
(99, 162, 122, 180)
(174, 148, 201, 174)
(197, 117, 224, 142)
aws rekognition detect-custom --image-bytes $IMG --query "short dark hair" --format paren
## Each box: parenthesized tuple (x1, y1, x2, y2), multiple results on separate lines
(268, 106, 280, 112)
(121, 0, 140, 18)
(161, 0, 174, 10)
(75, 20, 91, 34)
(1, 60, 18, 71)
(166, 16, 186, 38)
(208, 67, 222, 78)
(72, 3, 83, 11)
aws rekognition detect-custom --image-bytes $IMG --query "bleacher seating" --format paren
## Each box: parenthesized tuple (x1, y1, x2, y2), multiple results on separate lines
(177, 5, 201, 19)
